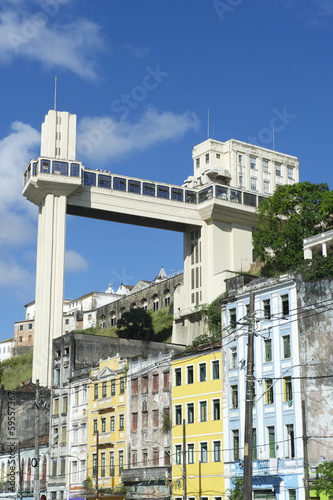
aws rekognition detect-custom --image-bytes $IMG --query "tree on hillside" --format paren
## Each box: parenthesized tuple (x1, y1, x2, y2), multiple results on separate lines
(311, 462, 333, 498)
(252, 182, 333, 274)
(117, 308, 155, 340)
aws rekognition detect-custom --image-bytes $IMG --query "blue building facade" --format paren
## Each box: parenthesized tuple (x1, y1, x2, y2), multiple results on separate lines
(221, 275, 306, 500)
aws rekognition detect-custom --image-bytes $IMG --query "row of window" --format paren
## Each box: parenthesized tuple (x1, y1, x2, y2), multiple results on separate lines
(229, 376, 292, 409)
(131, 371, 169, 395)
(93, 414, 124, 433)
(229, 333, 292, 370)
(19, 323, 33, 330)
(240, 155, 295, 179)
(174, 398, 221, 425)
(92, 451, 123, 477)
(230, 423, 295, 462)
(174, 359, 220, 386)
(228, 294, 290, 329)
(94, 377, 125, 399)
(174, 440, 222, 464)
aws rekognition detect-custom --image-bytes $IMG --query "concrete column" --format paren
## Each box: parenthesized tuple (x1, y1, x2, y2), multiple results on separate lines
(33, 193, 67, 387)
(303, 247, 312, 260)
(322, 242, 327, 257)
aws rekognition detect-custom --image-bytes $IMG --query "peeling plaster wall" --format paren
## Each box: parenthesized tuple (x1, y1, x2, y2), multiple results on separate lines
(296, 275, 333, 465)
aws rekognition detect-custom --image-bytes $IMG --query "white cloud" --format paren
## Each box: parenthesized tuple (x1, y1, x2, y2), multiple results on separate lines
(124, 44, 150, 58)
(65, 250, 89, 273)
(0, 256, 33, 287)
(0, 4, 105, 80)
(0, 120, 40, 246)
(77, 107, 200, 163)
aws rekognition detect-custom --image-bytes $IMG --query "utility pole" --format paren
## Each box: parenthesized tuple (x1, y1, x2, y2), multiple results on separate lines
(243, 292, 255, 500)
(302, 400, 310, 500)
(199, 461, 201, 500)
(95, 430, 99, 500)
(182, 419, 187, 500)
(34, 379, 40, 500)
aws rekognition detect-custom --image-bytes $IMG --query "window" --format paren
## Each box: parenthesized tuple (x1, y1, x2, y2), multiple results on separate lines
(264, 339, 272, 362)
(75, 386, 79, 405)
(19, 325, 23, 331)
(110, 452, 115, 477)
(101, 417, 106, 433)
(153, 295, 159, 311)
(187, 365, 194, 384)
(238, 154, 242, 164)
(142, 376, 148, 393)
(286, 424, 295, 458)
(119, 451, 124, 474)
(213, 399, 221, 420)
(119, 414, 124, 430)
(99, 453, 105, 478)
(62, 396, 67, 414)
(175, 445, 182, 465)
(187, 403, 194, 424)
(230, 346, 237, 369)
(132, 450, 137, 467)
(263, 299, 271, 319)
(164, 449, 171, 466)
(268, 426, 276, 458)
(143, 182, 155, 196)
(187, 443, 195, 464)
(284, 377, 293, 402)
(250, 157, 256, 169)
(153, 448, 159, 466)
(142, 411, 148, 430)
(29, 323, 32, 329)
(252, 428, 257, 459)
(19, 336, 22, 342)
(229, 308, 237, 328)
(175, 405, 182, 425)
(61, 426, 67, 444)
(199, 401, 207, 422)
(232, 430, 239, 461)
(288, 490, 296, 500)
(196, 158, 200, 168)
(212, 360, 220, 379)
(128, 180, 141, 193)
(265, 379, 274, 405)
(93, 420, 98, 434)
(163, 371, 169, 390)
(54, 368, 60, 385)
(275, 163, 282, 176)
(171, 188, 183, 201)
(102, 381, 107, 398)
(153, 374, 159, 392)
(94, 384, 99, 400)
(111, 379, 116, 396)
(111, 313, 116, 326)
(283, 335, 291, 358)
(264, 180, 270, 194)
(60, 457, 65, 477)
(153, 410, 159, 428)
(263, 159, 269, 173)
(175, 368, 182, 386)
(205, 153, 209, 164)
(231, 385, 239, 409)
(251, 177, 257, 191)
(54, 398, 59, 416)
(199, 363, 206, 382)
(132, 378, 138, 396)
(120, 377, 125, 394)
(288, 167, 294, 180)
(52, 460, 57, 477)
(213, 441, 221, 462)
(53, 427, 58, 445)
(200, 442, 208, 463)
(281, 294, 290, 317)
(110, 416, 115, 432)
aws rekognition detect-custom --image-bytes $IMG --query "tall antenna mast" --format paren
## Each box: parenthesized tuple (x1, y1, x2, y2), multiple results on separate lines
(207, 108, 210, 139)
(54, 76, 57, 111)
(272, 127, 275, 151)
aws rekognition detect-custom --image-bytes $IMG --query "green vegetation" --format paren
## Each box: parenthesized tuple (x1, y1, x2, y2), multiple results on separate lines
(253, 182, 333, 276)
(227, 477, 243, 500)
(0, 351, 33, 390)
(78, 306, 173, 343)
(188, 295, 222, 349)
(311, 462, 333, 498)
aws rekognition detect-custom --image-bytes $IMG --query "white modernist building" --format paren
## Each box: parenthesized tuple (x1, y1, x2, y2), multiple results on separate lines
(23, 110, 299, 386)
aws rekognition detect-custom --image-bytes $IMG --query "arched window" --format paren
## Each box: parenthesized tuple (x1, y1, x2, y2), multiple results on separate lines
(130, 302, 136, 310)
(111, 312, 116, 327)
(100, 314, 106, 329)
(164, 289, 171, 307)
(141, 298, 148, 310)
(153, 295, 159, 312)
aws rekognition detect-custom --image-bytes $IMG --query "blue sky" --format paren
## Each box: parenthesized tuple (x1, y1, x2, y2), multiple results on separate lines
(1, 0, 333, 340)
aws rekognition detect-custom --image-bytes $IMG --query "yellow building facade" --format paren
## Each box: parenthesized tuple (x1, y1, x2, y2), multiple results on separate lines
(87, 355, 127, 495)
(172, 343, 224, 500)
